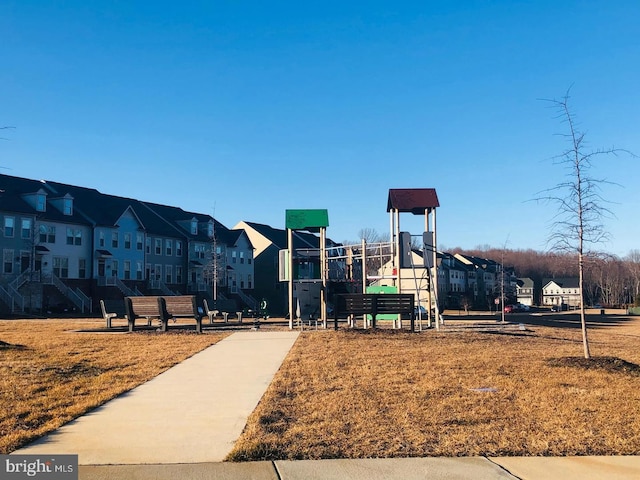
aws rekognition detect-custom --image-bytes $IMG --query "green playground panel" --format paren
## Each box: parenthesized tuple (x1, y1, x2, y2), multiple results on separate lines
(365, 285, 399, 320)
(285, 209, 329, 231)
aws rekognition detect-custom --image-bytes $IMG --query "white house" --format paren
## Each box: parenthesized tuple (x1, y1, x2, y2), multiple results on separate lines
(542, 278, 581, 308)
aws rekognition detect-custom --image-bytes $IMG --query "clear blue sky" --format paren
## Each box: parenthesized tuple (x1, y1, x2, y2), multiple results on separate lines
(2, 1, 639, 256)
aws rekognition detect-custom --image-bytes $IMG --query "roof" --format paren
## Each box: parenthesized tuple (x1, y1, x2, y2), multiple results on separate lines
(517, 277, 535, 288)
(239, 221, 338, 250)
(543, 277, 580, 289)
(387, 188, 440, 213)
(0, 173, 240, 246)
(0, 175, 90, 224)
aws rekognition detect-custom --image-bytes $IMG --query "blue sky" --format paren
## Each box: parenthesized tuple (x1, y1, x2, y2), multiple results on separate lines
(2, 1, 639, 256)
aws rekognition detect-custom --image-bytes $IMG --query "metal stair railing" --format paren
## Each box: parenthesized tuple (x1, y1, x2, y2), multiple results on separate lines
(237, 288, 258, 310)
(0, 285, 24, 313)
(8, 285, 25, 313)
(49, 274, 86, 313)
(150, 279, 175, 296)
(0, 285, 12, 310)
(75, 288, 92, 313)
(9, 269, 32, 290)
(114, 277, 135, 296)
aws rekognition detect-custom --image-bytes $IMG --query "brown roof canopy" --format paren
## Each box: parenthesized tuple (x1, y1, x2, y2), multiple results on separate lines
(387, 188, 440, 214)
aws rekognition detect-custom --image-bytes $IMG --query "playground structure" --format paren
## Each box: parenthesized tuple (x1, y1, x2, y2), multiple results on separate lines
(282, 188, 441, 330)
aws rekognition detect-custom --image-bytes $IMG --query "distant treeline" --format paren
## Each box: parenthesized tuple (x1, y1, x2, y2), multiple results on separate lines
(450, 247, 640, 307)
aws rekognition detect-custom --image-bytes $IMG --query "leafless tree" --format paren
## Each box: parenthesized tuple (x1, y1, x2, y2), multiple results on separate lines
(626, 250, 640, 304)
(535, 89, 634, 359)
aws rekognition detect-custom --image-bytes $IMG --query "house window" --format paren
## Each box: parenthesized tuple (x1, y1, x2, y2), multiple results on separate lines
(124, 260, 131, 280)
(4, 217, 14, 237)
(165, 265, 172, 284)
(39, 225, 55, 243)
(36, 193, 46, 212)
(232, 251, 237, 263)
(79, 258, 87, 279)
(111, 260, 118, 278)
(176, 266, 183, 283)
(207, 222, 214, 238)
(136, 261, 143, 280)
(155, 239, 162, 255)
(248, 274, 252, 289)
(165, 239, 172, 256)
(3, 249, 13, 274)
(248, 256, 252, 265)
(240, 252, 245, 264)
(66, 228, 82, 246)
(99, 231, 105, 247)
(195, 244, 206, 259)
(146, 238, 151, 254)
(111, 232, 119, 248)
(53, 257, 69, 278)
(63, 197, 73, 216)
(21, 218, 32, 239)
(137, 233, 144, 250)
(176, 240, 182, 256)
(124, 233, 131, 249)
(191, 219, 198, 235)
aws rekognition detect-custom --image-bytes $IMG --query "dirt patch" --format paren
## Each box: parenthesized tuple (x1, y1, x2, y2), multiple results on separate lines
(547, 355, 640, 376)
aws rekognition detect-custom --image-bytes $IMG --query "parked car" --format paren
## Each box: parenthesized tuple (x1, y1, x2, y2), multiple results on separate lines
(504, 304, 514, 313)
(516, 303, 530, 312)
(414, 305, 427, 316)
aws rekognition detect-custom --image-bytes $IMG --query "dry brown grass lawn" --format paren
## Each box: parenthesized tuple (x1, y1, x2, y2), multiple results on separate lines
(228, 320, 640, 460)
(0, 319, 228, 454)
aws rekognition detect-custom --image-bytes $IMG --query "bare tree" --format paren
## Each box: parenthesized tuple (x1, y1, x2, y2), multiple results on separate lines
(536, 89, 633, 359)
(626, 250, 640, 304)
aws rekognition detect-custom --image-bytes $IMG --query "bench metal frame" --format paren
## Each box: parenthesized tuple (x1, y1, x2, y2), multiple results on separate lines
(332, 293, 415, 331)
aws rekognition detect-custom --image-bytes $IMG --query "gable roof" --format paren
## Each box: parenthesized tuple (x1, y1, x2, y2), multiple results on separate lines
(387, 188, 440, 213)
(543, 277, 580, 289)
(0, 173, 240, 246)
(238, 221, 338, 250)
(0, 175, 90, 224)
(517, 277, 535, 288)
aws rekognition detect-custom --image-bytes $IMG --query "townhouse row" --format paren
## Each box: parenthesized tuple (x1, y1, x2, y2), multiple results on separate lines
(0, 173, 254, 314)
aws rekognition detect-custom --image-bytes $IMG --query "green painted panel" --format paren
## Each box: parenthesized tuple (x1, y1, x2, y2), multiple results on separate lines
(366, 285, 398, 294)
(365, 285, 399, 320)
(285, 209, 329, 231)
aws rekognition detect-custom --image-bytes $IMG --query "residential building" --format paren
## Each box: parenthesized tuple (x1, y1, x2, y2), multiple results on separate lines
(516, 277, 535, 306)
(542, 278, 581, 308)
(0, 173, 254, 315)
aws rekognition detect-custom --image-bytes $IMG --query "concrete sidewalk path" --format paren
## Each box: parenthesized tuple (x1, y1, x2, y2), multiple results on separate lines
(77, 455, 640, 479)
(17, 330, 300, 464)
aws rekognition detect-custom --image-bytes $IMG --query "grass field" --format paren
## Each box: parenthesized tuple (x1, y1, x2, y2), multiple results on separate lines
(2, 315, 640, 460)
(227, 316, 640, 460)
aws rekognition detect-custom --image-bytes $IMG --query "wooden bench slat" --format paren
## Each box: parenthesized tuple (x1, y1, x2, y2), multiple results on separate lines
(125, 296, 203, 333)
(333, 293, 415, 330)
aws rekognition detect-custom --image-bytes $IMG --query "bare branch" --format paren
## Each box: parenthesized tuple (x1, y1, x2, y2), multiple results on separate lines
(533, 88, 636, 358)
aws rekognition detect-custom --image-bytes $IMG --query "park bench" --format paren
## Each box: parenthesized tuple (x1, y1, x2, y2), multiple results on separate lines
(100, 299, 127, 328)
(203, 298, 222, 324)
(125, 295, 203, 333)
(332, 293, 415, 331)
